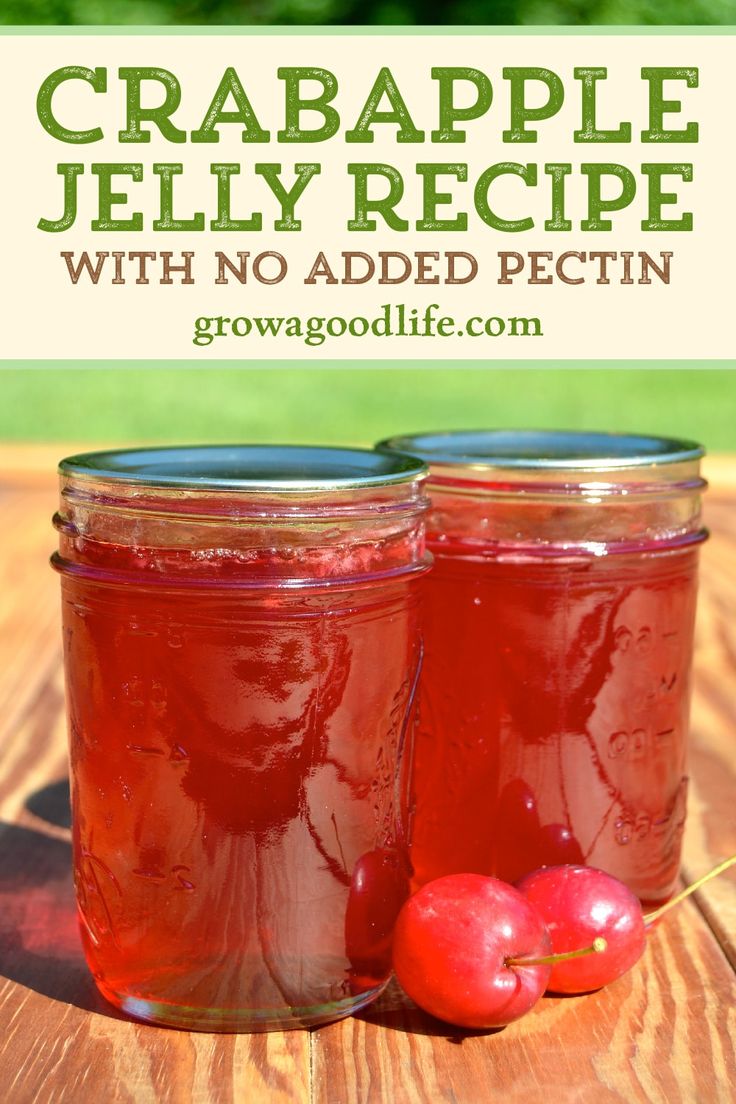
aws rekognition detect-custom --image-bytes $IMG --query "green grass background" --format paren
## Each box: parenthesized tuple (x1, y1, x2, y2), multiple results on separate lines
(2, 0, 734, 25)
(1, 367, 733, 450)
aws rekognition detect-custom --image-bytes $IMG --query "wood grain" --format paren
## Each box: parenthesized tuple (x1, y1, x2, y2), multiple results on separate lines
(0, 479, 311, 1104)
(683, 473, 736, 973)
(313, 899, 736, 1104)
(0, 454, 734, 1103)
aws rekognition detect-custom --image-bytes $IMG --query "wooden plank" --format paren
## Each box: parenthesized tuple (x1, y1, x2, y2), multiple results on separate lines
(703, 455, 736, 489)
(0, 444, 98, 488)
(1, 453, 735, 1104)
(0, 481, 312, 1102)
(2, 978, 311, 1104)
(0, 473, 313, 1102)
(0, 673, 312, 1104)
(313, 899, 736, 1104)
(682, 495, 736, 970)
(705, 468, 736, 494)
(0, 488, 61, 764)
(315, 459, 736, 1103)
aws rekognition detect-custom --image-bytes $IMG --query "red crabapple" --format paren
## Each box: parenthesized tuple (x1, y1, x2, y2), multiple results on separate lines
(392, 873, 553, 1029)
(517, 865, 646, 993)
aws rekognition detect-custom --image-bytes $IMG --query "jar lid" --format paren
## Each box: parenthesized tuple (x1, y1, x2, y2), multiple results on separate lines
(377, 429, 705, 471)
(59, 445, 427, 491)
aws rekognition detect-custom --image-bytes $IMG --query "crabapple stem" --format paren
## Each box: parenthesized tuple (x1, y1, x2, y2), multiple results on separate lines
(645, 853, 736, 926)
(506, 936, 607, 968)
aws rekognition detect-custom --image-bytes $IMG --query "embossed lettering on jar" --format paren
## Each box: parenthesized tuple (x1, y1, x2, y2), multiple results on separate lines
(378, 430, 708, 906)
(53, 445, 429, 1031)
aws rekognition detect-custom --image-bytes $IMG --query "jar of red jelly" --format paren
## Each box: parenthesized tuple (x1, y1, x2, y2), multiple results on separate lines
(378, 430, 708, 905)
(52, 445, 429, 1031)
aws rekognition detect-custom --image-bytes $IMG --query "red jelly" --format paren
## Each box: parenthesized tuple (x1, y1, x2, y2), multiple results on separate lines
(53, 446, 428, 1030)
(379, 431, 707, 905)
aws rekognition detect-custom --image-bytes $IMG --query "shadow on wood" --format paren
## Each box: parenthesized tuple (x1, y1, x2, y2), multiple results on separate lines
(353, 978, 504, 1041)
(0, 820, 123, 1019)
(25, 777, 72, 830)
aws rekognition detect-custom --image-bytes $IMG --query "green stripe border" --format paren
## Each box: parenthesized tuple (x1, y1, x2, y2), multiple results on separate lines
(0, 25, 734, 35)
(1, 360, 734, 370)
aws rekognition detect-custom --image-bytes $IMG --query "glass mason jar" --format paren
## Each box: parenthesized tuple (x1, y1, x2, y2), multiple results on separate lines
(378, 430, 708, 905)
(52, 445, 429, 1031)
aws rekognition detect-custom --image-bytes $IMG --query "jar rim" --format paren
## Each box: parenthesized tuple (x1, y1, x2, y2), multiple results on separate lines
(377, 429, 705, 471)
(59, 444, 428, 492)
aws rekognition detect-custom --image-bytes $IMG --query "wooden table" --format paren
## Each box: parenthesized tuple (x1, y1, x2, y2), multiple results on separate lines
(1, 446, 735, 1104)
